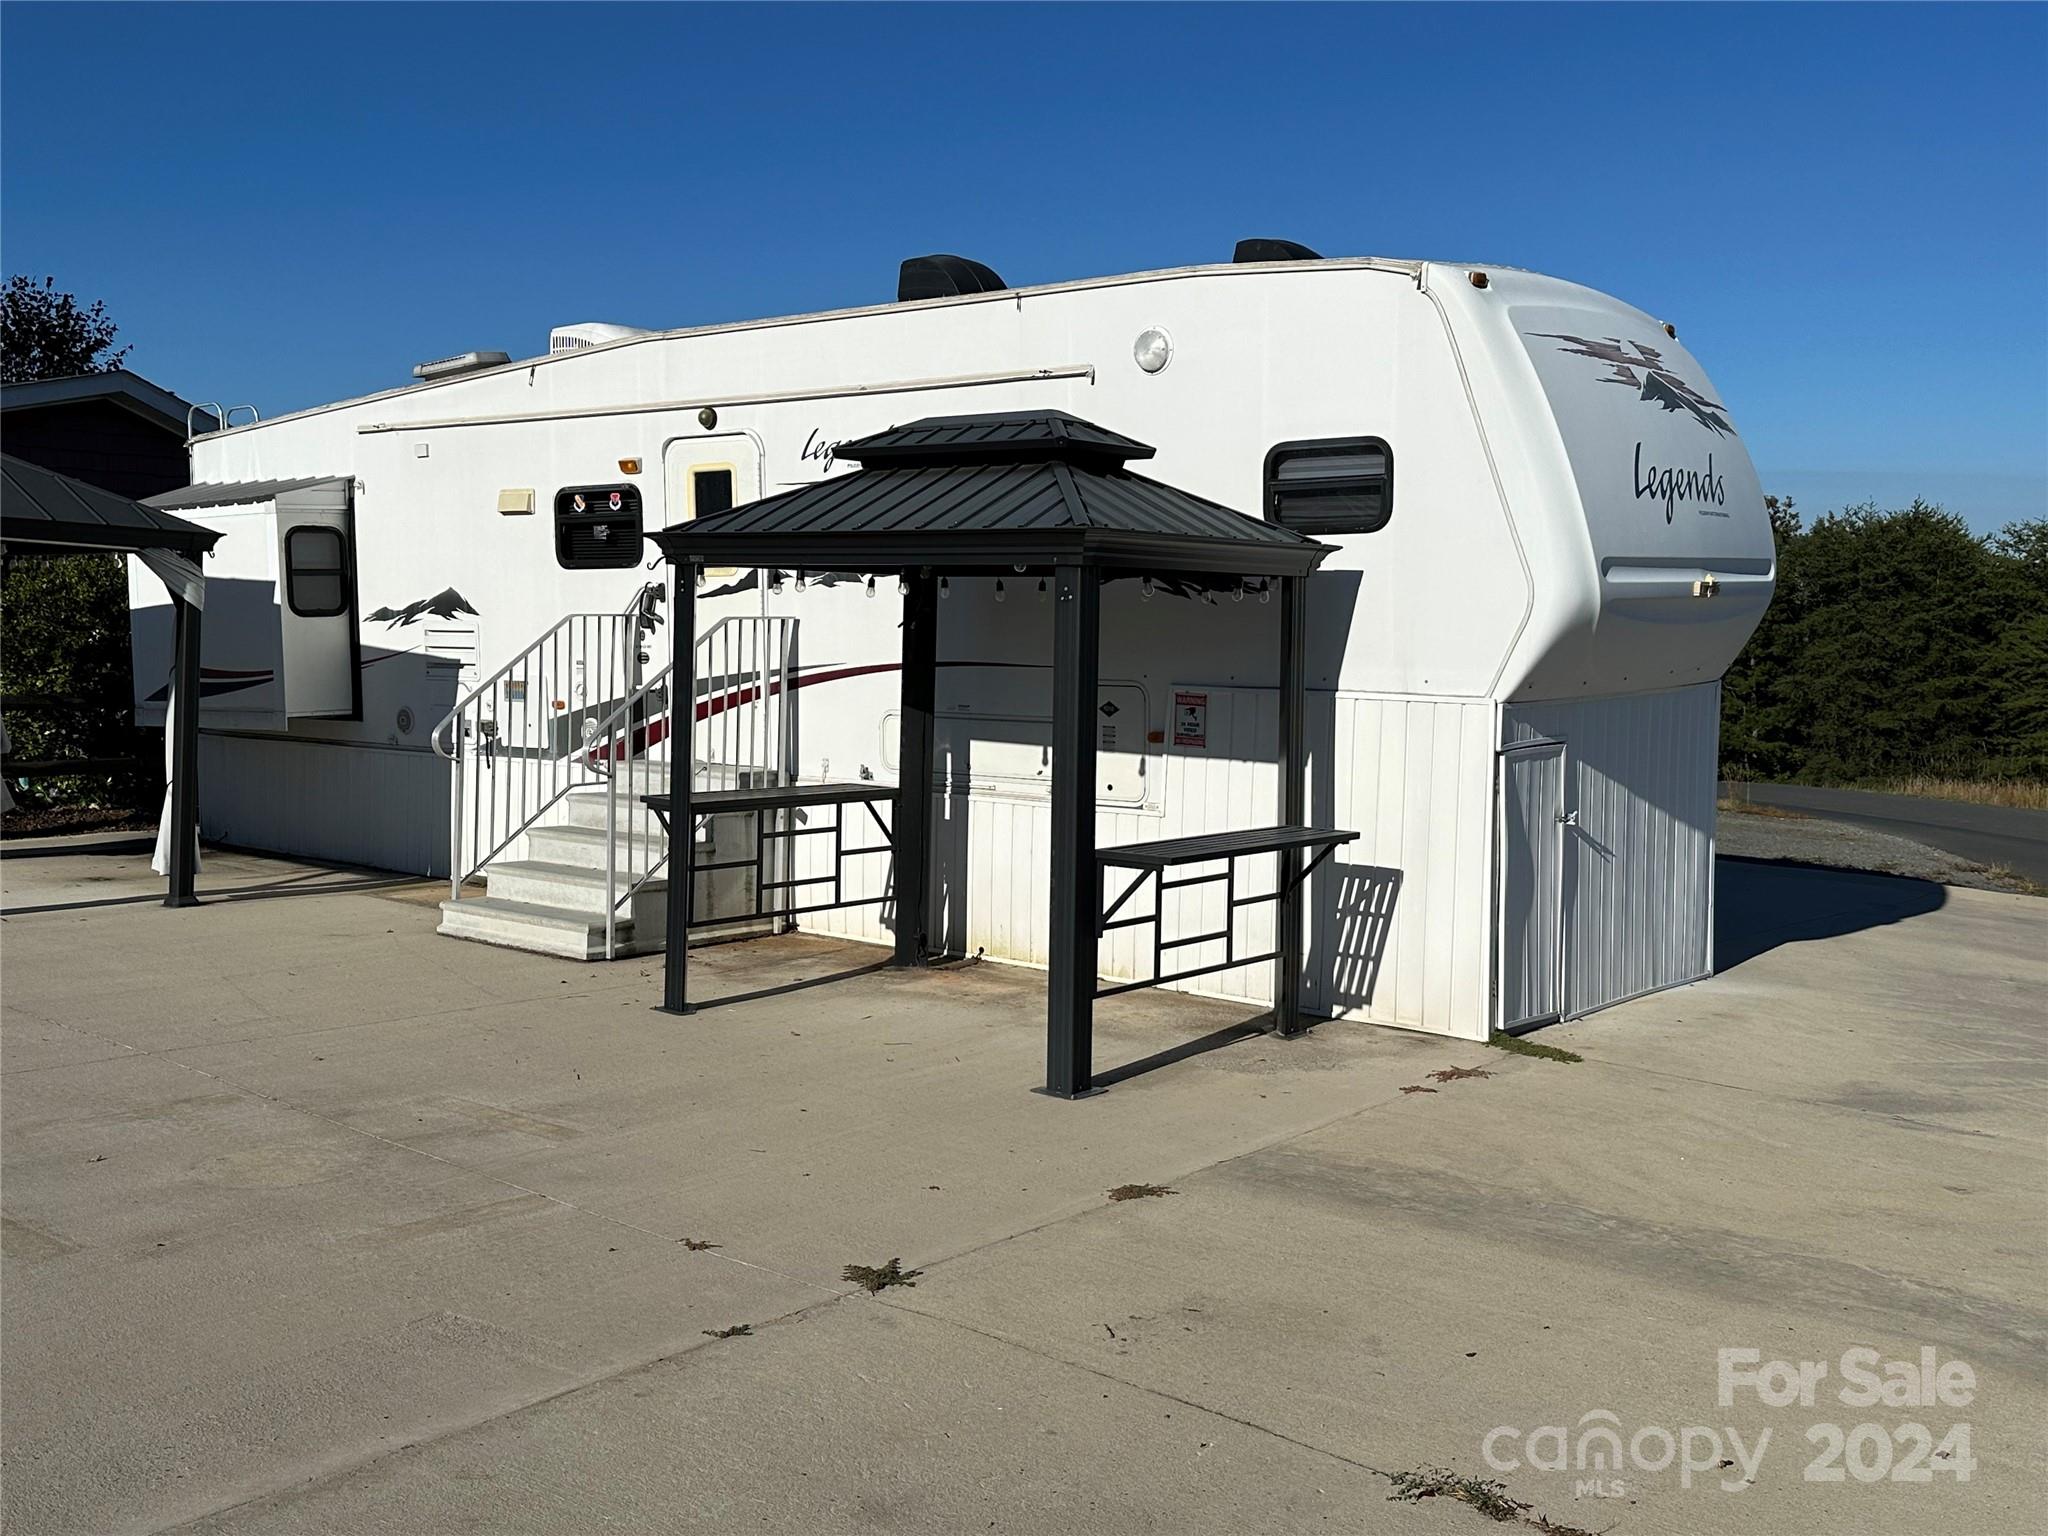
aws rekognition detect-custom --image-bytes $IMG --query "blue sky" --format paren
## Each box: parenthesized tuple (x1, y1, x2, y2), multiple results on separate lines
(4, 1, 2043, 531)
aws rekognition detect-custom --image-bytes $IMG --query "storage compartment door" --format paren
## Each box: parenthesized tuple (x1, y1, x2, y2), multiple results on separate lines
(1498, 742, 1568, 1027)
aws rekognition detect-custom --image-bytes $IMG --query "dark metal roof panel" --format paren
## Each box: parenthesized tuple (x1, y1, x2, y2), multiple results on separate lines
(147, 476, 349, 510)
(835, 411, 1156, 466)
(0, 454, 220, 555)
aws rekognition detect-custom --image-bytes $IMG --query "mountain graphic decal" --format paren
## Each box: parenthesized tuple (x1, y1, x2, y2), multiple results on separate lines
(1532, 333, 1733, 436)
(366, 588, 479, 627)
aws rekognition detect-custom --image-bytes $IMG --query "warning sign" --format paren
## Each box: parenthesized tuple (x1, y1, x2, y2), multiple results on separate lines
(1173, 690, 1208, 749)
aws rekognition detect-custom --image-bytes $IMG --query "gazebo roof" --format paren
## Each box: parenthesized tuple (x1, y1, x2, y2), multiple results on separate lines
(653, 411, 1331, 577)
(0, 454, 221, 557)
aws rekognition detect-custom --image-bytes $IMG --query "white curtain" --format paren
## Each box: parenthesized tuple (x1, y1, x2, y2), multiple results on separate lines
(140, 551, 206, 877)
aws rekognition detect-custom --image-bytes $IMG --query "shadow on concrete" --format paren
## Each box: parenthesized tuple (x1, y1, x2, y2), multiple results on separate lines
(0, 835, 159, 861)
(689, 957, 895, 1012)
(1093, 1018, 1269, 1088)
(1715, 855, 1947, 972)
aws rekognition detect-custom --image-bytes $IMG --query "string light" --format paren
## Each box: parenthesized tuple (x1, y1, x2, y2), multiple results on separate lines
(1037, 577, 1048, 599)
(795, 571, 807, 593)
(768, 570, 783, 594)
(994, 579, 1006, 603)
(939, 576, 950, 598)
(1233, 581, 1245, 603)
(865, 575, 876, 598)
(1259, 581, 1272, 605)
(1140, 576, 1155, 601)
(898, 574, 908, 596)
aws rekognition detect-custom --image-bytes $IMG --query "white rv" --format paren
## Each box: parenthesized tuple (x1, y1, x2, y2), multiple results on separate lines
(131, 248, 1774, 1039)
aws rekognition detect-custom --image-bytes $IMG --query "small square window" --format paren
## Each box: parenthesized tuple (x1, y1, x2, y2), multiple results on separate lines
(285, 526, 350, 617)
(692, 467, 735, 519)
(1264, 437, 1393, 535)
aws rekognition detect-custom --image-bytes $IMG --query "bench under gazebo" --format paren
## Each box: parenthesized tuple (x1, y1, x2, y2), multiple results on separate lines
(647, 412, 1354, 1098)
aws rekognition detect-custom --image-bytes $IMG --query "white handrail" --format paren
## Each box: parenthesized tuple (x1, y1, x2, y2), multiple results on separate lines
(433, 584, 663, 900)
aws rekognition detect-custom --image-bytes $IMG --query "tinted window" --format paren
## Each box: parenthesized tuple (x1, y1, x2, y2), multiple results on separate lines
(285, 526, 349, 616)
(1264, 438, 1392, 534)
(693, 467, 735, 518)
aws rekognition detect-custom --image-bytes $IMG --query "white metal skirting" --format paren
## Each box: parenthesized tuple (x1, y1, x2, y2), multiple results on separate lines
(797, 689, 1497, 1040)
(1501, 681, 1720, 1019)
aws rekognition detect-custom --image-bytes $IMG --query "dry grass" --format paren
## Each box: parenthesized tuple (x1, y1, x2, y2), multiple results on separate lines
(1718, 797, 1807, 820)
(1872, 777, 2048, 811)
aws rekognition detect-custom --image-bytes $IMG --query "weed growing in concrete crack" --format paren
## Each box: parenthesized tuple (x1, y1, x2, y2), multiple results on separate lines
(1427, 1066, 1496, 1084)
(1386, 1467, 1596, 1536)
(1486, 1032, 1583, 1063)
(701, 1324, 752, 1339)
(678, 1238, 721, 1251)
(1106, 1183, 1177, 1202)
(1399, 1085, 1438, 1095)
(842, 1257, 922, 1292)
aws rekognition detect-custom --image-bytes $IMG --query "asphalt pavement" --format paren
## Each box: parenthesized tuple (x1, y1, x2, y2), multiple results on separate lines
(1727, 783, 2048, 884)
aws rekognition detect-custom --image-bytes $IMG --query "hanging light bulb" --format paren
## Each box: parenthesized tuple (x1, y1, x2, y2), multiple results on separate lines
(1140, 576, 1155, 601)
(1233, 581, 1245, 603)
(1037, 577, 1048, 599)
(795, 571, 807, 593)
(994, 578, 1006, 603)
(898, 574, 908, 596)
(865, 575, 876, 598)
(693, 567, 706, 588)
(769, 570, 784, 594)
(1259, 581, 1272, 604)
(939, 576, 950, 598)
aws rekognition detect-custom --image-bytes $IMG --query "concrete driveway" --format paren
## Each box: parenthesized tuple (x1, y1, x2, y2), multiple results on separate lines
(2, 841, 2043, 1535)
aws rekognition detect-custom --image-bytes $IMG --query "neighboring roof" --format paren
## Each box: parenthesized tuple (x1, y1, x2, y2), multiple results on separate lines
(655, 412, 1331, 577)
(0, 369, 215, 437)
(147, 476, 348, 511)
(0, 454, 220, 556)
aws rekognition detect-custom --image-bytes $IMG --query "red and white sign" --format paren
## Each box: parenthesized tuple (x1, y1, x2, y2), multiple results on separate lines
(1173, 690, 1208, 749)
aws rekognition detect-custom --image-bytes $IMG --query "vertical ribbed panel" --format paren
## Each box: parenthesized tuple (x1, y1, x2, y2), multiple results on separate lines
(1501, 681, 1719, 1017)
(796, 688, 1499, 1040)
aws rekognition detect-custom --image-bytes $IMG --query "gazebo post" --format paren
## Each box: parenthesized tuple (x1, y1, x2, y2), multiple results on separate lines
(659, 563, 697, 1014)
(1273, 573, 1308, 1036)
(893, 568, 938, 966)
(164, 593, 203, 908)
(1044, 561, 1102, 1097)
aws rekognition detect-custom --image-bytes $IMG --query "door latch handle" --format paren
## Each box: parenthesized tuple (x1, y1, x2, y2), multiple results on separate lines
(1556, 809, 1579, 826)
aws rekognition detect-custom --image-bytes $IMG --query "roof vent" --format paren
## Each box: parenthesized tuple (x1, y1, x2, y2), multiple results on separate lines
(549, 322, 654, 355)
(412, 350, 511, 383)
(898, 254, 1007, 303)
(1232, 238, 1322, 263)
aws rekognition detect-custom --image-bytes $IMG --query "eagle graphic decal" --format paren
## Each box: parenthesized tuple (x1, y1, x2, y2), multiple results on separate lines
(1532, 333, 1733, 437)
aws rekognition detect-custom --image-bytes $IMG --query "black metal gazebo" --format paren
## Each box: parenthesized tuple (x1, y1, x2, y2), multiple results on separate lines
(0, 454, 218, 906)
(648, 411, 1350, 1097)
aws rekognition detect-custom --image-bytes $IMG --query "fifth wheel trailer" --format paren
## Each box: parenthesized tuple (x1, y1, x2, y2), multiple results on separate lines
(131, 247, 1775, 1038)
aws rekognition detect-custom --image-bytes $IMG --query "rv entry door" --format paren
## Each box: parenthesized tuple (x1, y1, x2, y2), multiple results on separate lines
(1498, 741, 1569, 1028)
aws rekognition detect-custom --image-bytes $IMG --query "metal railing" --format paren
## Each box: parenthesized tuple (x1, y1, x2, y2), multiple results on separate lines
(431, 584, 666, 899)
(598, 614, 796, 958)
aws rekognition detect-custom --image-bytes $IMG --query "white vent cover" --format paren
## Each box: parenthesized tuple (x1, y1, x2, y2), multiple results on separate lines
(549, 322, 653, 354)
(412, 350, 511, 382)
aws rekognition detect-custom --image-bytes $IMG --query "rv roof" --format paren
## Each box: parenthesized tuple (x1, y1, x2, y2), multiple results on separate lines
(191, 256, 1432, 442)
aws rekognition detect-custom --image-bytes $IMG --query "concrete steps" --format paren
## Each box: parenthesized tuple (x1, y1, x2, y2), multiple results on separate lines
(438, 782, 770, 961)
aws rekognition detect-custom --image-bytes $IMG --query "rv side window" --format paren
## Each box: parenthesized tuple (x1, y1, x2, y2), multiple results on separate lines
(284, 526, 350, 617)
(691, 467, 735, 519)
(1264, 438, 1393, 534)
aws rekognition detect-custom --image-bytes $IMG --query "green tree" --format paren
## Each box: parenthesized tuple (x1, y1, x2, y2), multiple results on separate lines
(1, 276, 143, 811)
(1, 274, 131, 382)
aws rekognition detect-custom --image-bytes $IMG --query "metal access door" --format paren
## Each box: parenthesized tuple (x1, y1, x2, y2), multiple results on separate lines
(1498, 741, 1569, 1028)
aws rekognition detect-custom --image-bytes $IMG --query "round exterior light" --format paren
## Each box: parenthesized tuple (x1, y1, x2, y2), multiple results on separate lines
(1133, 327, 1173, 374)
